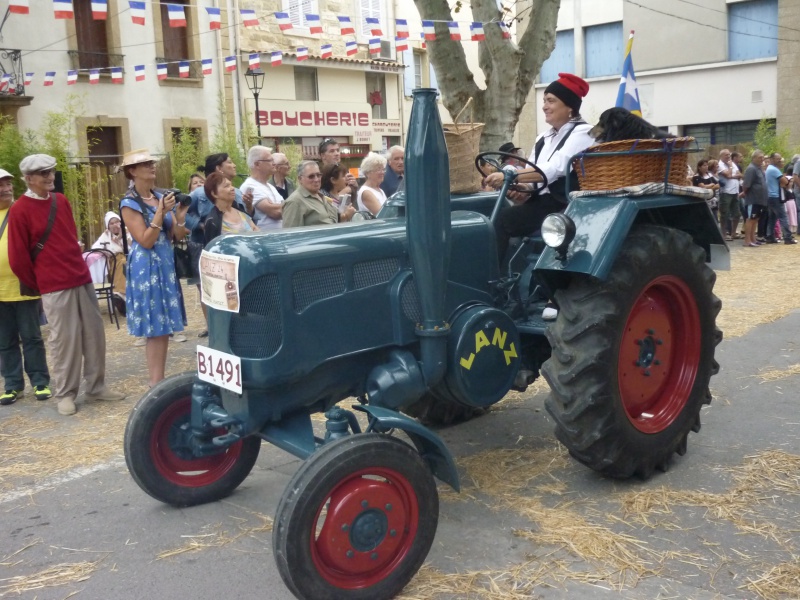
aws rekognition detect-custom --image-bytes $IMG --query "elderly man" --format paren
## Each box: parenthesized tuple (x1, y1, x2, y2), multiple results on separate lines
(0, 168, 51, 406)
(283, 161, 355, 228)
(742, 150, 768, 247)
(318, 138, 357, 187)
(717, 148, 743, 241)
(240, 146, 284, 230)
(380, 145, 404, 197)
(270, 152, 295, 200)
(8, 155, 124, 415)
(764, 152, 796, 244)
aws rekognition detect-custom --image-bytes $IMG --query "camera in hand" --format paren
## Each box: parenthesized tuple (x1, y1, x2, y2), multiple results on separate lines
(166, 188, 192, 207)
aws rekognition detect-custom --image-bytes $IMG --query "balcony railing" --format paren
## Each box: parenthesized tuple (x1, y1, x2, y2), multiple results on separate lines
(67, 50, 125, 71)
(154, 57, 202, 80)
(0, 49, 25, 97)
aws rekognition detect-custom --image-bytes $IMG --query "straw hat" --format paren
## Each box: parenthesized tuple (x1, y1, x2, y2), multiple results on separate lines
(120, 149, 156, 178)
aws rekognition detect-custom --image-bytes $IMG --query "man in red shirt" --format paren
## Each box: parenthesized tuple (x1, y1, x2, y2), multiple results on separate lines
(9, 154, 125, 416)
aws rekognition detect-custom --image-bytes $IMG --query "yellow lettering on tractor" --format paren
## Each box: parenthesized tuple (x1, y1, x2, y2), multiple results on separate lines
(475, 330, 490, 353)
(504, 343, 518, 365)
(460, 353, 475, 370)
(492, 328, 507, 349)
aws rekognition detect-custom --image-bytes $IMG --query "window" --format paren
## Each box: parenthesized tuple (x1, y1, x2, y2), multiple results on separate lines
(359, 0, 384, 40)
(584, 22, 623, 78)
(294, 67, 318, 101)
(728, 0, 778, 61)
(87, 127, 121, 164)
(413, 51, 423, 89)
(160, 0, 190, 78)
(684, 120, 762, 146)
(283, 0, 319, 30)
(402, 49, 437, 96)
(540, 30, 574, 83)
(73, 0, 110, 69)
(366, 73, 387, 119)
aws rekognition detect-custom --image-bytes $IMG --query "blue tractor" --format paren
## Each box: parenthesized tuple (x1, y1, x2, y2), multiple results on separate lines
(124, 89, 725, 600)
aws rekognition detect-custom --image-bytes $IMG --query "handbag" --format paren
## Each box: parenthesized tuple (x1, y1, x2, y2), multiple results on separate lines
(20, 194, 57, 297)
(173, 239, 202, 279)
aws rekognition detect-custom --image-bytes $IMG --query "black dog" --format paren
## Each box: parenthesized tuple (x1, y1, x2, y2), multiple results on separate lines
(590, 107, 672, 143)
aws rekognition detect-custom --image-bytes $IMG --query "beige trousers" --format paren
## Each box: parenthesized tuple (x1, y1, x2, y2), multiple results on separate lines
(41, 283, 106, 400)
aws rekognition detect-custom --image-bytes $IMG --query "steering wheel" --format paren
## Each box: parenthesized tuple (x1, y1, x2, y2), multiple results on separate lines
(475, 151, 549, 223)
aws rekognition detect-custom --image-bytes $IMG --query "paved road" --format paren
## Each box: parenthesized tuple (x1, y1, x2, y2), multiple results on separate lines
(1, 247, 799, 600)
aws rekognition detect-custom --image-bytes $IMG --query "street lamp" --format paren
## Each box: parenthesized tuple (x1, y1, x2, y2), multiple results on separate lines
(245, 68, 265, 143)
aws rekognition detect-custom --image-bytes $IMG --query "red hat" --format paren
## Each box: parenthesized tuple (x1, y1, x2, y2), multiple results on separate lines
(544, 72, 590, 113)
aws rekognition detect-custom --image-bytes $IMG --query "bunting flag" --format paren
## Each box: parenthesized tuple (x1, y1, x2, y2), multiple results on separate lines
(89, 69, 99, 84)
(320, 44, 332, 59)
(248, 53, 260, 69)
(53, 0, 74, 19)
(305, 14, 322, 34)
(345, 40, 357, 56)
(422, 21, 435, 40)
(178, 61, 190, 78)
(129, 1, 146, 25)
(498, 21, 511, 39)
(368, 38, 381, 54)
(202, 58, 213, 75)
(420, 32, 426, 49)
(157, 63, 168, 79)
(448, 22, 461, 41)
(296, 47, 308, 61)
(135, 65, 145, 81)
(167, 4, 186, 27)
(616, 30, 642, 116)
(241, 9, 258, 27)
(91, 0, 107, 19)
(9, 0, 29, 15)
(111, 66, 123, 82)
(470, 22, 485, 41)
(366, 17, 382, 37)
(224, 55, 236, 71)
(206, 7, 221, 30)
(67, 70, 78, 85)
(275, 12, 292, 31)
(0, 75, 11, 92)
(24, 73, 33, 86)
(338, 15, 354, 35)
(44, 72, 55, 86)
(395, 36, 408, 52)
(396, 19, 408, 38)
(271, 51, 282, 66)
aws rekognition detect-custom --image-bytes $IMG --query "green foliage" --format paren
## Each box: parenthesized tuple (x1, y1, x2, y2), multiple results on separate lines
(276, 137, 303, 183)
(170, 124, 207, 192)
(0, 116, 35, 196)
(750, 118, 799, 162)
(210, 92, 254, 187)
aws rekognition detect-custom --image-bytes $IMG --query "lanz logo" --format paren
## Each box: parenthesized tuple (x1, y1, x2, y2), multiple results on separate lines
(460, 327, 517, 370)
(257, 110, 370, 128)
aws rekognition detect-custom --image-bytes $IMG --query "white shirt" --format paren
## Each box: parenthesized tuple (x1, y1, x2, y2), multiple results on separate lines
(357, 185, 388, 215)
(717, 160, 741, 195)
(527, 121, 595, 195)
(241, 177, 283, 230)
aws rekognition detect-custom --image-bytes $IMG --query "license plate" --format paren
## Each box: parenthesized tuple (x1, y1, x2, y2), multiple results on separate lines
(197, 345, 242, 394)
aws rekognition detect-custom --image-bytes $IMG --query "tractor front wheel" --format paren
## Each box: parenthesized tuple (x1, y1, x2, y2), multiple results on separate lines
(542, 226, 722, 478)
(273, 434, 438, 600)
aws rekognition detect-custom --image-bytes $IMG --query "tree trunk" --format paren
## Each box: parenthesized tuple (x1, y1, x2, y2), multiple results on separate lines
(413, 0, 561, 151)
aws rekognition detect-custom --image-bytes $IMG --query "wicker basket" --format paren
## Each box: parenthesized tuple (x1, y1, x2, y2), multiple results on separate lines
(443, 98, 484, 194)
(572, 137, 695, 191)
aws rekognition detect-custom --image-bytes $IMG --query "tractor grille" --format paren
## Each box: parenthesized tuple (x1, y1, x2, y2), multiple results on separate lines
(229, 274, 282, 359)
(400, 278, 422, 323)
(292, 266, 346, 312)
(353, 258, 400, 289)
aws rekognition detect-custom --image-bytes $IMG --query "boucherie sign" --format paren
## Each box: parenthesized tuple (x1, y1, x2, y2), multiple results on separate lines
(253, 100, 372, 136)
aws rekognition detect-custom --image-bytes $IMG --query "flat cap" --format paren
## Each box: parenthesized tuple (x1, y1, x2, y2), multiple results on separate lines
(19, 154, 57, 175)
(0, 169, 13, 180)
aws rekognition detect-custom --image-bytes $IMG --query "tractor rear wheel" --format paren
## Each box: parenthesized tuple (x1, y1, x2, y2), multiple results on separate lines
(273, 434, 437, 600)
(542, 226, 722, 478)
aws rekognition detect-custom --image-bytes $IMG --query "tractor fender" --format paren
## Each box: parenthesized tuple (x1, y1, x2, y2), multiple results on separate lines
(355, 404, 460, 492)
(534, 194, 728, 295)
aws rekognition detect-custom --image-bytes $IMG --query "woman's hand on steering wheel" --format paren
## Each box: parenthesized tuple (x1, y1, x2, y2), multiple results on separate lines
(475, 151, 548, 196)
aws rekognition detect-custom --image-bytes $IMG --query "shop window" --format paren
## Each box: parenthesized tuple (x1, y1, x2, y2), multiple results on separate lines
(295, 67, 318, 101)
(728, 0, 778, 61)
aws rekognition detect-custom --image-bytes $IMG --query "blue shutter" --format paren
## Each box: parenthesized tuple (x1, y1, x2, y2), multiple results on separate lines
(584, 22, 623, 78)
(540, 30, 574, 83)
(402, 49, 415, 96)
(728, 0, 778, 61)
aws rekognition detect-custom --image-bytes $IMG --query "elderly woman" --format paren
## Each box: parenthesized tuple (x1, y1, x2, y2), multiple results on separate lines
(188, 172, 205, 192)
(203, 172, 257, 244)
(283, 161, 355, 228)
(321, 163, 356, 211)
(92, 211, 130, 315)
(356, 153, 388, 216)
(119, 149, 190, 387)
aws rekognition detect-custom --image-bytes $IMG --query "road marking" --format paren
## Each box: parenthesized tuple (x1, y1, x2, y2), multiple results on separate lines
(0, 458, 125, 504)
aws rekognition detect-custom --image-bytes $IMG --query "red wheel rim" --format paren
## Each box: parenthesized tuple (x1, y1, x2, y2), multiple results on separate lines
(618, 275, 701, 433)
(150, 398, 244, 487)
(310, 467, 419, 589)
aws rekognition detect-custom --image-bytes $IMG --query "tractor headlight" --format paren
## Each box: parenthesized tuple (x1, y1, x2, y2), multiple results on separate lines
(541, 214, 576, 254)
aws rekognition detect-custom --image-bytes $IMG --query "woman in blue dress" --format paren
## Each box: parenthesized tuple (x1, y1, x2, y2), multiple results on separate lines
(119, 149, 190, 387)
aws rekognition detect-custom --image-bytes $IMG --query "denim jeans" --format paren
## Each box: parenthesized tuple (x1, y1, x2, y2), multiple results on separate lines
(0, 299, 50, 391)
(767, 197, 792, 240)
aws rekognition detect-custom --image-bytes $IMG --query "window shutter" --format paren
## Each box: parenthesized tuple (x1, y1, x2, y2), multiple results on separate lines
(359, 0, 384, 39)
(402, 49, 415, 96)
(283, 0, 318, 30)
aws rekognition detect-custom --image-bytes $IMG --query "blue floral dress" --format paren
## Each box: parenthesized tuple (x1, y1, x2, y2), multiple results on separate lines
(121, 194, 186, 338)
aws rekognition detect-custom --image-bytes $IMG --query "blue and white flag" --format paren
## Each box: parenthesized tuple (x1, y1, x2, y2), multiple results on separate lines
(615, 30, 642, 117)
